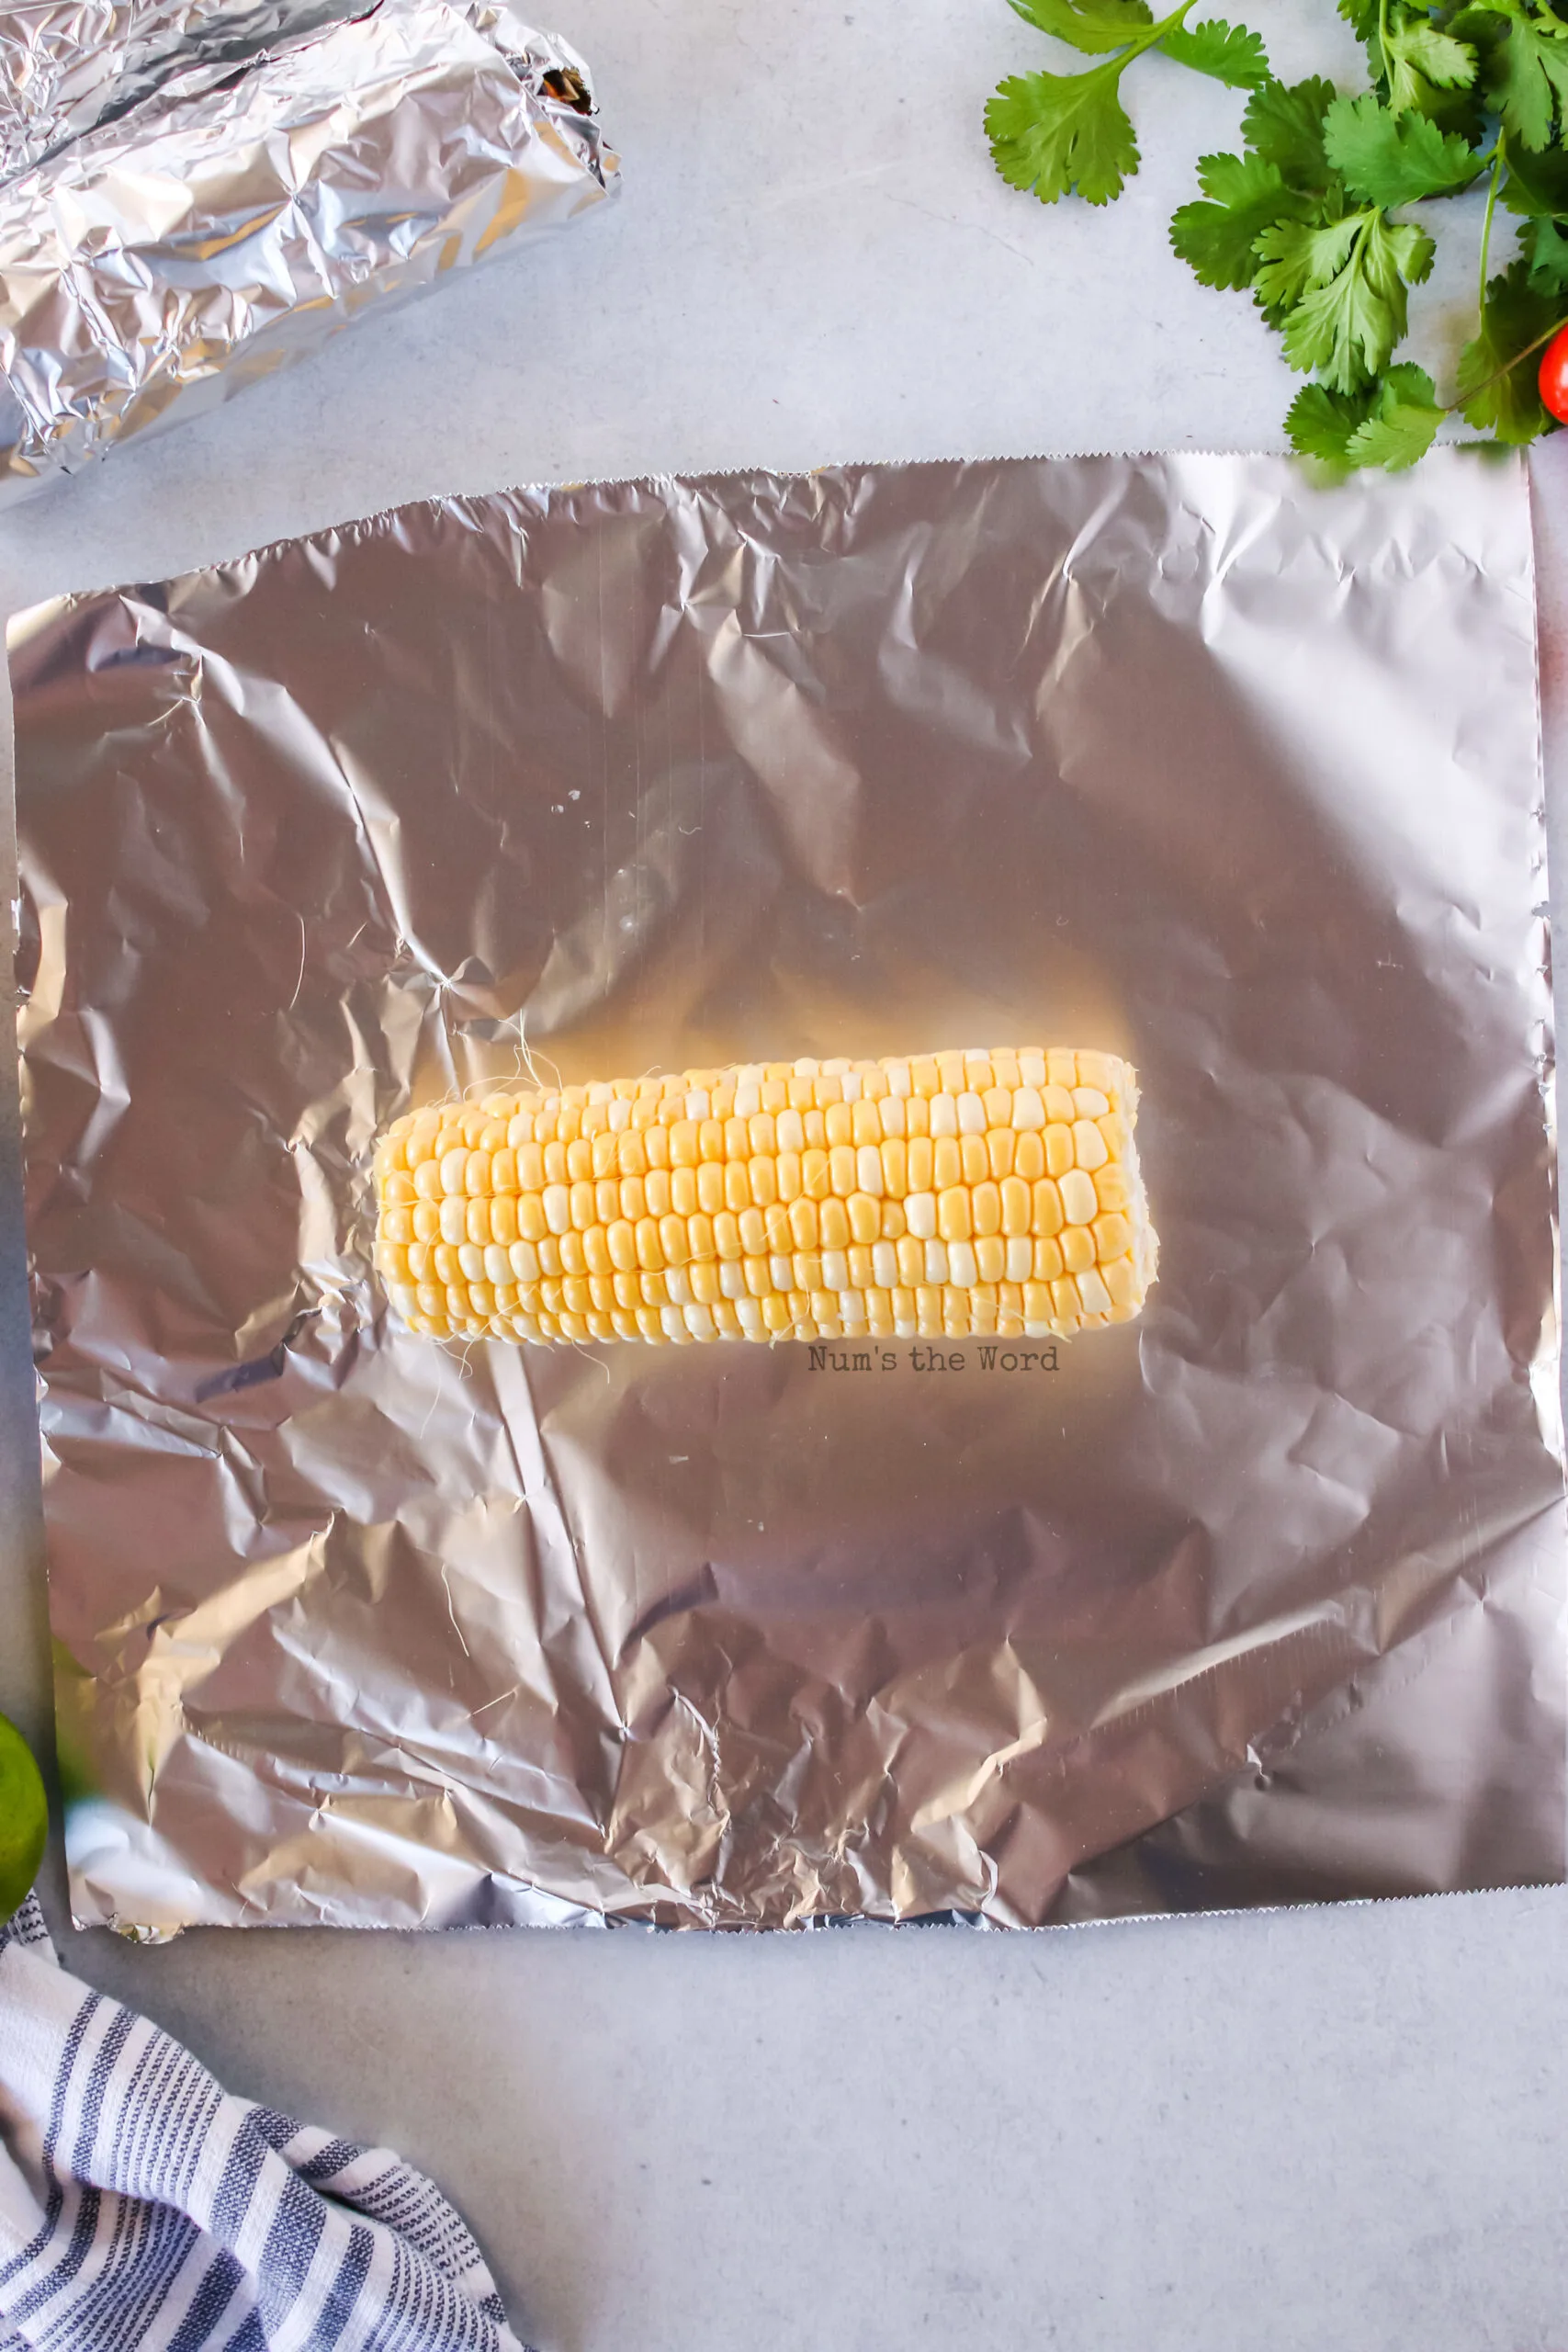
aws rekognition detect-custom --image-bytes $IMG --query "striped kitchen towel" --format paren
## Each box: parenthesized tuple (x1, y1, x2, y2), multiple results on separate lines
(0, 1893, 526, 2349)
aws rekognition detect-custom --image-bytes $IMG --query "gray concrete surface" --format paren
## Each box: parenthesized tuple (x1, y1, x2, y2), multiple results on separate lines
(3, 2, 1567, 2345)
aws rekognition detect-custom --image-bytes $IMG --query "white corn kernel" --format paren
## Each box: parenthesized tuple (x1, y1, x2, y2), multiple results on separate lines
(684, 1302, 715, 1338)
(841, 1072, 863, 1102)
(924, 1238, 949, 1284)
(886, 1061, 912, 1096)
(542, 1183, 570, 1233)
(666, 1265, 694, 1305)
(857, 1144, 884, 1193)
(509, 1239, 540, 1283)
(776, 1107, 806, 1153)
(1019, 1052, 1045, 1087)
(1076, 1269, 1112, 1316)
(1073, 1087, 1110, 1118)
(930, 1092, 957, 1136)
(609, 1099, 632, 1131)
(719, 1261, 748, 1298)
(660, 1306, 686, 1340)
(484, 1244, 511, 1283)
(458, 1242, 486, 1280)
(872, 1239, 897, 1289)
(1060, 1169, 1098, 1225)
(947, 1239, 978, 1288)
(1005, 1237, 1032, 1283)
(822, 1249, 850, 1291)
(771, 1254, 793, 1291)
(738, 1297, 764, 1333)
(906, 1192, 937, 1239)
(957, 1092, 986, 1134)
(685, 1090, 709, 1121)
(1011, 1087, 1045, 1131)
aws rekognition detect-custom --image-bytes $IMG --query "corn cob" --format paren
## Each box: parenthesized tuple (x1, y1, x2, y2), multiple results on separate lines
(373, 1049, 1156, 1347)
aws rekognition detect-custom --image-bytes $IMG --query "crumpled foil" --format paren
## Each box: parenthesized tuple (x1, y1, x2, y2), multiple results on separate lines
(11, 451, 1563, 1937)
(0, 0, 616, 502)
(0, 0, 362, 181)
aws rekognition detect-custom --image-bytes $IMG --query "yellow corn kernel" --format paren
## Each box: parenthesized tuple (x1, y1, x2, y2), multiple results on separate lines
(972, 1182, 1001, 1238)
(976, 1234, 1006, 1284)
(848, 1193, 880, 1247)
(1013, 1131, 1045, 1183)
(937, 1186, 971, 1242)
(1103, 1255, 1140, 1312)
(1061, 1225, 1095, 1275)
(1032, 1179, 1065, 1238)
(380, 1049, 1152, 1345)
(694, 1160, 723, 1216)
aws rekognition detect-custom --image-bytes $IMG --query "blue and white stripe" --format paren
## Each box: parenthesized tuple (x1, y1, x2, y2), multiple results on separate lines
(0, 1896, 525, 2350)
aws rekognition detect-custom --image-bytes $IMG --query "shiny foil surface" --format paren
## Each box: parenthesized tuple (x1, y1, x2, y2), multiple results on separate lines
(0, 0, 616, 503)
(11, 451, 1563, 1936)
(0, 0, 364, 181)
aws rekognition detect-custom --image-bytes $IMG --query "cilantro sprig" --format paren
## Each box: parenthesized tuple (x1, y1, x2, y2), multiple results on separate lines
(986, 0, 1568, 470)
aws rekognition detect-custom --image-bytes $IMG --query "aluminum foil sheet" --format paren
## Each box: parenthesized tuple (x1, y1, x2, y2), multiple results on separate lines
(11, 451, 1563, 1937)
(0, 0, 616, 503)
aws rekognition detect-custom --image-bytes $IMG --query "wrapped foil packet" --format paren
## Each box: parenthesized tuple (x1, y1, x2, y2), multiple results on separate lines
(0, 0, 616, 502)
(12, 452, 1563, 1938)
(0, 0, 362, 181)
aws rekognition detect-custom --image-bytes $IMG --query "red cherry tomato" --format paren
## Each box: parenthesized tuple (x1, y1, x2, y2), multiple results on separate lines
(1540, 323, 1568, 423)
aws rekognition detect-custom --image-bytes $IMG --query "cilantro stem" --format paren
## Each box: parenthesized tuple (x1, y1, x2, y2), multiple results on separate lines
(1477, 141, 1503, 314)
(1442, 311, 1568, 413)
(1114, 0, 1199, 74)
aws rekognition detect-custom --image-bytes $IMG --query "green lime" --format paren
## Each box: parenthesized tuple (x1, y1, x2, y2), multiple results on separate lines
(0, 1713, 47, 1924)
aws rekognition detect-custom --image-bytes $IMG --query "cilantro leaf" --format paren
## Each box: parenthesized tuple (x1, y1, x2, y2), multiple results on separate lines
(1337, 0, 1380, 43)
(1322, 93, 1479, 204)
(1161, 17, 1271, 85)
(1254, 211, 1363, 313)
(1382, 15, 1477, 114)
(1522, 212, 1568, 288)
(1005, 0, 1155, 53)
(987, 63, 1140, 203)
(1261, 210, 1434, 389)
(1285, 380, 1379, 463)
(1242, 76, 1337, 191)
(1344, 362, 1446, 467)
(1499, 131, 1568, 213)
(1169, 151, 1314, 288)
(1456, 0, 1568, 151)
(1457, 256, 1560, 437)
